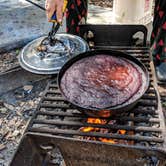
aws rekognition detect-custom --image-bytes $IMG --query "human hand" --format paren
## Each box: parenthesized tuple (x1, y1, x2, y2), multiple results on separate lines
(45, 0, 64, 23)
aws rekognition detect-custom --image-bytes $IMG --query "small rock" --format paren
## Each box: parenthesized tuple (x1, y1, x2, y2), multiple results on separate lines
(0, 144, 6, 151)
(0, 107, 8, 114)
(0, 100, 3, 106)
(0, 119, 3, 126)
(15, 49, 20, 55)
(23, 85, 33, 92)
(0, 158, 5, 164)
(8, 118, 17, 127)
(12, 130, 20, 137)
(3, 103, 15, 111)
(14, 89, 25, 99)
(20, 102, 25, 107)
(0, 153, 4, 159)
(29, 100, 35, 107)
(163, 102, 166, 108)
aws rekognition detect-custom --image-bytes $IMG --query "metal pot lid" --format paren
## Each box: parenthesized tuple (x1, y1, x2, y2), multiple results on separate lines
(19, 33, 89, 74)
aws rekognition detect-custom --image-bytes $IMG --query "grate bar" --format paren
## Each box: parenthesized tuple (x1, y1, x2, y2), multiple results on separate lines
(49, 85, 58, 88)
(141, 95, 156, 100)
(130, 109, 158, 115)
(40, 103, 70, 109)
(33, 119, 162, 133)
(43, 96, 65, 101)
(36, 111, 160, 123)
(46, 90, 61, 94)
(30, 127, 164, 143)
(26, 46, 166, 154)
(137, 100, 157, 107)
(33, 118, 161, 132)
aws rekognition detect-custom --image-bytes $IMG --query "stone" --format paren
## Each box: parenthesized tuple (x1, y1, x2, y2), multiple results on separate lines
(0, 144, 6, 151)
(12, 130, 20, 137)
(0, 107, 8, 114)
(3, 103, 15, 111)
(23, 85, 33, 92)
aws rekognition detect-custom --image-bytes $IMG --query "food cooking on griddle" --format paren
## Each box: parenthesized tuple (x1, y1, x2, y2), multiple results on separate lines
(60, 54, 145, 109)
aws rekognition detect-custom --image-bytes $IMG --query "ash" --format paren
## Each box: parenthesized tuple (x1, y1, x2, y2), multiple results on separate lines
(0, 49, 19, 73)
(0, 80, 47, 165)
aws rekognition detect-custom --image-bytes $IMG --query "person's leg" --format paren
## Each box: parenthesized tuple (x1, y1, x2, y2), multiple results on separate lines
(66, 0, 88, 35)
(151, 0, 166, 81)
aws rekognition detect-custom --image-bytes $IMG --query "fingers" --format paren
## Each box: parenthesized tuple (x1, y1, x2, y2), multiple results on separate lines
(45, 0, 56, 21)
(56, 1, 63, 23)
(45, 0, 64, 23)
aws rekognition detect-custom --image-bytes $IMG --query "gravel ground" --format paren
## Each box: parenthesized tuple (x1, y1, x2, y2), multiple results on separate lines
(0, 79, 47, 166)
(0, 49, 48, 166)
(0, 49, 20, 73)
(0, 89, 47, 166)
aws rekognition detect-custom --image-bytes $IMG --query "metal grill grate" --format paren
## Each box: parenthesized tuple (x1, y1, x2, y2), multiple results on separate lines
(26, 47, 166, 150)
(10, 46, 166, 166)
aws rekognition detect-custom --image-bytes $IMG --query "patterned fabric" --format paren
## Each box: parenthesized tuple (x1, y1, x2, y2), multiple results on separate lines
(151, 0, 166, 64)
(66, 0, 88, 35)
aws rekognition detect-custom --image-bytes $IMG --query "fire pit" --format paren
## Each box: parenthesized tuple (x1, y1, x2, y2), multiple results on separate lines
(10, 25, 166, 166)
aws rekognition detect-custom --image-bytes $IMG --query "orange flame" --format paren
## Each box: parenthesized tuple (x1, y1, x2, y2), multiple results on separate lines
(81, 118, 107, 132)
(99, 138, 116, 144)
(87, 118, 107, 124)
(118, 129, 126, 135)
(81, 118, 126, 144)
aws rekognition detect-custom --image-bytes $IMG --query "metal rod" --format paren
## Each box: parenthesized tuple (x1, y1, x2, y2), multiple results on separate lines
(36, 110, 161, 123)
(40, 103, 70, 109)
(32, 119, 162, 133)
(25, 0, 46, 11)
(30, 127, 164, 143)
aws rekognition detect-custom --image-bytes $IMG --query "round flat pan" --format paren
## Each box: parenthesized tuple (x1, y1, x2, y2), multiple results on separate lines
(57, 49, 150, 117)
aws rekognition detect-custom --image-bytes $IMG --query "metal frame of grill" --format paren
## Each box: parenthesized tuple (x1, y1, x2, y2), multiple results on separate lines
(11, 25, 166, 166)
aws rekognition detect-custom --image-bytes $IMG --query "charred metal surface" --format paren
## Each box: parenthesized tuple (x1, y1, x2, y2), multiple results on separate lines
(0, 66, 50, 96)
(11, 133, 166, 166)
(79, 25, 147, 47)
(10, 24, 166, 165)
(10, 47, 166, 166)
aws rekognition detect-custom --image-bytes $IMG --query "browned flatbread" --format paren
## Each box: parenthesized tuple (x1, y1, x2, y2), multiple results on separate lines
(60, 55, 142, 109)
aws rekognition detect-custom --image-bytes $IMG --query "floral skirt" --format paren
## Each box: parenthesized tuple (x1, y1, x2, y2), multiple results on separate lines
(66, 0, 88, 35)
(151, 0, 166, 64)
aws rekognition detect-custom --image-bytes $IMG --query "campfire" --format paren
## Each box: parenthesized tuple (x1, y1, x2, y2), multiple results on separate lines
(80, 117, 129, 144)
(9, 25, 166, 166)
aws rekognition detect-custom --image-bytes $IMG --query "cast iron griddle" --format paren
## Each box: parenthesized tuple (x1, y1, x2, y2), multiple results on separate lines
(60, 54, 144, 109)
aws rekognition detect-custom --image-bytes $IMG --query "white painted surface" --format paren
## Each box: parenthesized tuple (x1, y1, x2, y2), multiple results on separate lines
(113, 0, 153, 24)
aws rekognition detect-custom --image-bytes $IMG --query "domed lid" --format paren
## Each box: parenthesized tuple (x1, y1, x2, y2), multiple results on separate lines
(19, 33, 89, 74)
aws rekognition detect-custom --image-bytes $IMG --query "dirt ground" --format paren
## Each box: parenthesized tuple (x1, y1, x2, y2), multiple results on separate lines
(0, 49, 19, 73)
(0, 50, 47, 166)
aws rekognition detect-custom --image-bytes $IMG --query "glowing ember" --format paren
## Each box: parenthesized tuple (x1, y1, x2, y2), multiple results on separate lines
(87, 118, 107, 124)
(81, 118, 107, 132)
(82, 127, 94, 132)
(99, 138, 117, 144)
(118, 130, 126, 135)
(80, 118, 127, 144)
